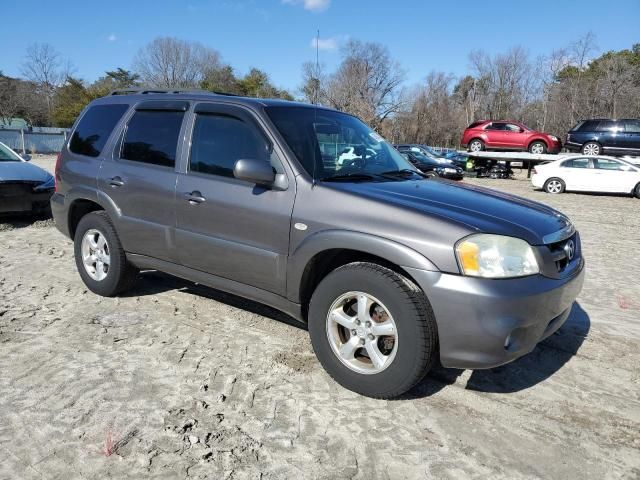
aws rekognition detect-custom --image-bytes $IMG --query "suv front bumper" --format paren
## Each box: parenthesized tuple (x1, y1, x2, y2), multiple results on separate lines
(405, 260, 585, 369)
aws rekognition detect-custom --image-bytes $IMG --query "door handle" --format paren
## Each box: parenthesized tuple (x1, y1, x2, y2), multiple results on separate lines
(109, 176, 125, 187)
(184, 191, 206, 205)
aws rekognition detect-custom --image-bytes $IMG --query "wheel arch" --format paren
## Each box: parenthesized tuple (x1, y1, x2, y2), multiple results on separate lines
(66, 187, 121, 239)
(288, 230, 439, 316)
(528, 138, 549, 150)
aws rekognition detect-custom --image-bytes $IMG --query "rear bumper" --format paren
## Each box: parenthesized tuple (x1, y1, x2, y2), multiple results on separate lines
(405, 260, 585, 369)
(50, 192, 71, 238)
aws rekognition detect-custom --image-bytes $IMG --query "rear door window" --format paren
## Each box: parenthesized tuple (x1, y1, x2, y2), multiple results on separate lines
(121, 110, 185, 168)
(596, 120, 619, 132)
(69, 104, 129, 157)
(576, 120, 600, 132)
(561, 158, 590, 168)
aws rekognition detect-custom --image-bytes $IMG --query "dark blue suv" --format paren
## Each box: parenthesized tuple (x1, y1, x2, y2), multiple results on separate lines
(565, 119, 640, 156)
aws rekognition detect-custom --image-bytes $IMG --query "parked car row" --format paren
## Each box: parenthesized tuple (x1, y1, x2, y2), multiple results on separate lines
(461, 118, 640, 157)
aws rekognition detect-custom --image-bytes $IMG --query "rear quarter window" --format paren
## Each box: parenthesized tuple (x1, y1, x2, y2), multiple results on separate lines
(575, 120, 600, 132)
(69, 104, 129, 157)
(467, 121, 485, 129)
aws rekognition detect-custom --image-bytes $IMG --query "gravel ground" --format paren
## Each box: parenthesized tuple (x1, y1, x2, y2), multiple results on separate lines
(1, 156, 639, 479)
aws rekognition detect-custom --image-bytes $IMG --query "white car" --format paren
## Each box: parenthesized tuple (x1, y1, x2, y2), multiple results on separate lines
(338, 147, 377, 166)
(531, 155, 640, 197)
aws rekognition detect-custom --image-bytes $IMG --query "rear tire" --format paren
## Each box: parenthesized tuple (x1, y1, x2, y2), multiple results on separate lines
(581, 142, 601, 156)
(544, 177, 565, 194)
(529, 141, 547, 154)
(74, 211, 138, 296)
(468, 139, 484, 152)
(308, 262, 438, 399)
(634, 183, 640, 199)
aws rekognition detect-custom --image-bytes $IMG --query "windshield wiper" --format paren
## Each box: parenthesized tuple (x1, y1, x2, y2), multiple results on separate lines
(378, 169, 426, 179)
(320, 173, 379, 182)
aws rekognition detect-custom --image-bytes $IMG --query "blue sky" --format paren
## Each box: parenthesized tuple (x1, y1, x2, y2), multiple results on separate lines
(3, 0, 639, 94)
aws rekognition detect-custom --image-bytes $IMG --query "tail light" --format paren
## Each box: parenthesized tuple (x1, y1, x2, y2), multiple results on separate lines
(54, 152, 62, 191)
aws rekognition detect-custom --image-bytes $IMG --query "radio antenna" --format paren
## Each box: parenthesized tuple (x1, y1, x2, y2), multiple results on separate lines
(312, 28, 320, 187)
(315, 28, 320, 105)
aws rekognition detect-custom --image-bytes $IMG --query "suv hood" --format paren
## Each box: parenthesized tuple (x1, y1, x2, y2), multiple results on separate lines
(0, 161, 52, 184)
(331, 179, 571, 245)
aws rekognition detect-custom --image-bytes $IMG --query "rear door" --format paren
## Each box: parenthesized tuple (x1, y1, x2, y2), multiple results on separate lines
(174, 103, 295, 295)
(484, 122, 508, 148)
(559, 157, 593, 190)
(97, 101, 188, 263)
(595, 120, 622, 152)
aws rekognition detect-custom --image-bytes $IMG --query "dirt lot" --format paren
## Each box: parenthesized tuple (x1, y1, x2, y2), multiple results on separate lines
(1, 156, 639, 479)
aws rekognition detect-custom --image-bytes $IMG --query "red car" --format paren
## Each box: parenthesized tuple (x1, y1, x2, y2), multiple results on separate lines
(461, 120, 562, 154)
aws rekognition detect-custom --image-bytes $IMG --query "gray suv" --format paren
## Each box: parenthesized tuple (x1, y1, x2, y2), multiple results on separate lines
(51, 90, 585, 398)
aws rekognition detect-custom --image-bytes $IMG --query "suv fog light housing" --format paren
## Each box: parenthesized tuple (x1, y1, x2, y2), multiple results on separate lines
(455, 234, 539, 278)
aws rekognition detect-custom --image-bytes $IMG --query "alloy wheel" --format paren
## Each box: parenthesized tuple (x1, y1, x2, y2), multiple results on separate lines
(530, 143, 544, 154)
(583, 143, 600, 155)
(81, 229, 110, 281)
(326, 291, 398, 375)
(546, 180, 563, 194)
(470, 141, 482, 152)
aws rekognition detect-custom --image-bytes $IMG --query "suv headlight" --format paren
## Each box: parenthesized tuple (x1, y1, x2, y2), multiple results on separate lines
(455, 234, 539, 278)
(549, 135, 558, 141)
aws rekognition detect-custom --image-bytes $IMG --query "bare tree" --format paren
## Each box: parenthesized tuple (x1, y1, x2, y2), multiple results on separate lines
(323, 40, 405, 129)
(21, 43, 70, 118)
(133, 37, 222, 88)
(0, 73, 21, 124)
(598, 54, 635, 117)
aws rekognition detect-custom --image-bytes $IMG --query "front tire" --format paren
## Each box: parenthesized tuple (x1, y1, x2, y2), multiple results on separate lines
(582, 142, 601, 155)
(74, 211, 138, 296)
(544, 177, 565, 194)
(308, 262, 438, 399)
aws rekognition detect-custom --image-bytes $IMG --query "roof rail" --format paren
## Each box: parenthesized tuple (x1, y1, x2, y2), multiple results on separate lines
(109, 88, 239, 97)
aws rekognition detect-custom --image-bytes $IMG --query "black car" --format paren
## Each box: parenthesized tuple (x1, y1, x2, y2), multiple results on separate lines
(565, 119, 640, 156)
(0, 141, 54, 215)
(399, 150, 464, 180)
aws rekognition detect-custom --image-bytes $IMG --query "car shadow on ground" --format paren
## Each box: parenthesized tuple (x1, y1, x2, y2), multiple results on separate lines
(405, 302, 590, 398)
(124, 270, 306, 330)
(0, 211, 53, 230)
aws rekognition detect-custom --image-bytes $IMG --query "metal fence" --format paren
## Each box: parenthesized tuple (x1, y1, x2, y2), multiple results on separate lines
(0, 128, 69, 154)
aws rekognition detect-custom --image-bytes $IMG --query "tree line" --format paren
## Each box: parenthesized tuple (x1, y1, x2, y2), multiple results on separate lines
(2, 34, 639, 148)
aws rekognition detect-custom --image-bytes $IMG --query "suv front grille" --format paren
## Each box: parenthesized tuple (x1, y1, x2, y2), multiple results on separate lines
(546, 234, 579, 273)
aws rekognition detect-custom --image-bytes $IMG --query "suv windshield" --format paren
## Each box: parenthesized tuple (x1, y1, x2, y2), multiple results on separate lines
(265, 106, 417, 181)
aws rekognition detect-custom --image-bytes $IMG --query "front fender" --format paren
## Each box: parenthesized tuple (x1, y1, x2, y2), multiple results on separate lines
(286, 229, 439, 302)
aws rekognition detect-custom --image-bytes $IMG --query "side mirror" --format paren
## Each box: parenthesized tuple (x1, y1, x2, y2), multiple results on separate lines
(233, 158, 275, 186)
(20, 153, 31, 161)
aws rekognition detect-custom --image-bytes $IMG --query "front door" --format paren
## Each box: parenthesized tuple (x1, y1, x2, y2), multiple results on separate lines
(174, 103, 295, 295)
(592, 157, 638, 193)
(98, 102, 188, 262)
